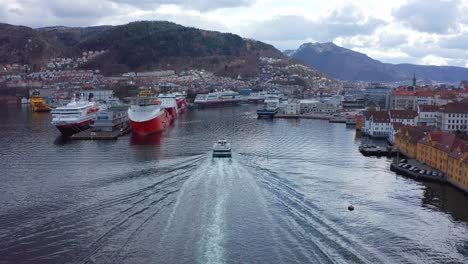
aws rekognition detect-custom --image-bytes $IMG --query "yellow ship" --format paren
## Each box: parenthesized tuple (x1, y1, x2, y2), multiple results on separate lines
(30, 91, 51, 112)
(138, 87, 156, 97)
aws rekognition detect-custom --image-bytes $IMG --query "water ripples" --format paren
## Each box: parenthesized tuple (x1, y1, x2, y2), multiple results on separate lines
(0, 105, 467, 263)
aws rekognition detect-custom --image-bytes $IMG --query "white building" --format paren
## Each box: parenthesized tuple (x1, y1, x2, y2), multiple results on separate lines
(417, 105, 439, 126)
(436, 102, 468, 132)
(299, 98, 341, 113)
(78, 90, 114, 101)
(389, 110, 418, 126)
(362, 111, 391, 138)
(286, 101, 299, 115)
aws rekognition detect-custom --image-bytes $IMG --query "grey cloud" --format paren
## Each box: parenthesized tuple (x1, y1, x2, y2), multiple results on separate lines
(2, 0, 122, 27)
(440, 33, 468, 49)
(378, 32, 408, 47)
(110, 0, 254, 11)
(393, 0, 462, 34)
(247, 5, 385, 42)
(400, 44, 468, 59)
(47, 0, 119, 19)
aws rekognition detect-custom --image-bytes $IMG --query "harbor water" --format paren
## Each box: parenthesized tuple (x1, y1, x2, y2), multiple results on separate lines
(0, 104, 467, 263)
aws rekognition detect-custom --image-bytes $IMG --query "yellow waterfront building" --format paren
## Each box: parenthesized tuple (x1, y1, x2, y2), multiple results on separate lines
(395, 127, 468, 192)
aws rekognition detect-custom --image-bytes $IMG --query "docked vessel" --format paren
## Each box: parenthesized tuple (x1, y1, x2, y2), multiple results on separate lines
(174, 92, 188, 114)
(246, 91, 268, 103)
(257, 94, 280, 118)
(51, 96, 100, 136)
(194, 91, 241, 107)
(158, 93, 179, 120)
(128, 88, 172, 136)
(212, 139, 232, 158)
(30, 91, 51, 112)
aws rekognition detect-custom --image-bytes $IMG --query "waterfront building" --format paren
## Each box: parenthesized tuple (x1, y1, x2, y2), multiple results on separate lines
(447, 144, 468, 191)
(416, 132, 468, 192)
(394, 125, 431, 157)
(285, 100, 299, 115)
(435, 102, 468, 133)
(299, 99, 340, 113)
(362, 111, 391, 138)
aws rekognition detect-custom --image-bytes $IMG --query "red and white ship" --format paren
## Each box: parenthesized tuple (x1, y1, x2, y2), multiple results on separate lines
(51, 97, 100, 136)
(128, 97, 173, 136)
(174, 92, 188, 114)
(158, 93, 179, 120)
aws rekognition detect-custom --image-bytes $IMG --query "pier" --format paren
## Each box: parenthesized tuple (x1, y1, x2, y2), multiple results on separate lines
(390, 159, 447, 183)
(358, 145, 397, 157)
(71, 127, 130, 140)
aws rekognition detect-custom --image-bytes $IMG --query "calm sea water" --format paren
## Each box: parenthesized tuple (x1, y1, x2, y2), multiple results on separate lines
(0, 104, 467, 264)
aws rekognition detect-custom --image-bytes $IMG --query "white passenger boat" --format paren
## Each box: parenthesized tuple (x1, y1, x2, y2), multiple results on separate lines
(212, 139, 232, 158)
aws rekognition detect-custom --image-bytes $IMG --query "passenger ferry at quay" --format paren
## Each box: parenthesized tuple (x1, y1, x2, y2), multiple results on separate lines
(194, 90, 242, 107)
(127, 88, 187, 136)
(51, 95, 100, 136)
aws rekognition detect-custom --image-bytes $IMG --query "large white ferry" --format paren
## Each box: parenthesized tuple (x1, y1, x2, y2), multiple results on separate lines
(194, 90, 242, 107)
(51, 97, 100, 136)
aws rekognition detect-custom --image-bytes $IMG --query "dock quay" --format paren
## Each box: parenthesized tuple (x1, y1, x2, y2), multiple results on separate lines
(329, 117, 347, 123)
(358, 145, 397, 157)
(390, 159, 447, 183)
(274, 113, 333, 120)
(71, 127, 130, 140)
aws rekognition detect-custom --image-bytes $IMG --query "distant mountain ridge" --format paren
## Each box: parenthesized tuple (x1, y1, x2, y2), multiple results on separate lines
(0, 21, 284, 78)
(286, 42, 468, 83)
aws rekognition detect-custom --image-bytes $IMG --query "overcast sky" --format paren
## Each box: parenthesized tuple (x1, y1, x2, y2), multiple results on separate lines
(1, 0, 468, 67)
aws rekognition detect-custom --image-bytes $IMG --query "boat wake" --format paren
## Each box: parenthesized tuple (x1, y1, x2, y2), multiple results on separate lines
(237, 154, 386, 264)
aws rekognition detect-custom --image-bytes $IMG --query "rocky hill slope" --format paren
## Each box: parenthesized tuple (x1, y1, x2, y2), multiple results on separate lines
(287, 42, 468, 82)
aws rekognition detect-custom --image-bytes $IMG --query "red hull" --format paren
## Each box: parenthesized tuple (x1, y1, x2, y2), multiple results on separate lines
(166, 107, 177, 121)
(176, 98, 188, 113)
(130, 111, 172, 135)
(56, 119, 93, 136)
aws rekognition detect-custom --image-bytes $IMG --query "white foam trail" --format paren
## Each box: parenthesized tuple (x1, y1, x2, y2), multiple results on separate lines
(160, 157, 210, 243)
(199, 159, 229, 264)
